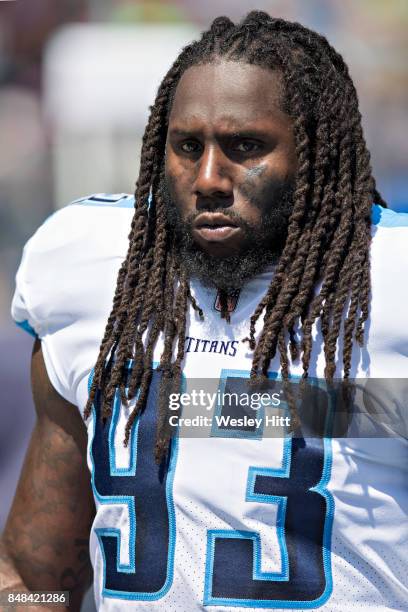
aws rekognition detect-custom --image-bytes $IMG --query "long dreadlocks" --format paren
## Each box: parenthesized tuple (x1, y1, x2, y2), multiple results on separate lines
(84, 11, 387, 463)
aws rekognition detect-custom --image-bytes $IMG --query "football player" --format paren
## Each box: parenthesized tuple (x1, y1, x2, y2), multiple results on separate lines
(2, 11, 407, 612)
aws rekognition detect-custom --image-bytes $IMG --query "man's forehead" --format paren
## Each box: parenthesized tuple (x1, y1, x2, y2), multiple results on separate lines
(169, 60, 285, 125)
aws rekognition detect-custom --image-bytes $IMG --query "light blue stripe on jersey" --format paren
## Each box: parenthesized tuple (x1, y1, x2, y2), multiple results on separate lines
(15, 319, 37, 338)
(371, 204, 408, 227)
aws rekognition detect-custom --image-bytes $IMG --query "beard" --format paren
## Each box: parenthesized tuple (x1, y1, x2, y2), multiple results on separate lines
(160, 176, 294, 292)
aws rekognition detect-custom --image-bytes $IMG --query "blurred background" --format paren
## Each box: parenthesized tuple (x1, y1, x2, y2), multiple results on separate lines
(0, 1, 407, 609)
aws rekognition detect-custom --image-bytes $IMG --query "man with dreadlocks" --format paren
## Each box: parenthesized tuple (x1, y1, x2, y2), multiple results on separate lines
(2, 11, 407, 611)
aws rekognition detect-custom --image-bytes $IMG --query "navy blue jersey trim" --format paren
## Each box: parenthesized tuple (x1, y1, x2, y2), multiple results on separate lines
(71, 194, 135, 208)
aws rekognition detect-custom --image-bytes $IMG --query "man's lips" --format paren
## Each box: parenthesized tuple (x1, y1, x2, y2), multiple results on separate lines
(193, 213, 242, 242)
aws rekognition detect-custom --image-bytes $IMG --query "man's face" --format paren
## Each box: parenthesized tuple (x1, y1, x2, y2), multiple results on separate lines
(164, 59, 297, 290)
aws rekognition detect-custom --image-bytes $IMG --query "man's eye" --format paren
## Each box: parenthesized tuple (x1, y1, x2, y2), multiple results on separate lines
(233, 140, 262, 153)
(180, 141, 201, 153)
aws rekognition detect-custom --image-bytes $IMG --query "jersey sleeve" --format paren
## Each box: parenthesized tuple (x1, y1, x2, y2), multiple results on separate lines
(11, 195, 133, 406)
(12, 236, 43, 339)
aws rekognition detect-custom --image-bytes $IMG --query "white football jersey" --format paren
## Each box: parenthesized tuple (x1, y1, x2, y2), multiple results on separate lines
(11, 194, 408, 611)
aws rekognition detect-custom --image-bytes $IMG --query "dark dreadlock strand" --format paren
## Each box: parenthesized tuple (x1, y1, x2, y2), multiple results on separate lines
(85, 10, 386, 464)
(83, 201, 148, 421)
(121, 171, 169, 375)
(282, 80, 337, 332)
(121, 184, 175, 443)
(218, 289, 232, 323)
(186, 286, 204, 320)
(155, 267, 189, 462)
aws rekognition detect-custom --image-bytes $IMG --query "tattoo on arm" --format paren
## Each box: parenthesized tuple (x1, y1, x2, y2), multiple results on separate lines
(60, 539, 93, 595)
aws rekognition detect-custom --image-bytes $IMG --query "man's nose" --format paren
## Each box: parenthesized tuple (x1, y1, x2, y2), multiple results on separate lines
(193, 145, 233, 202)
